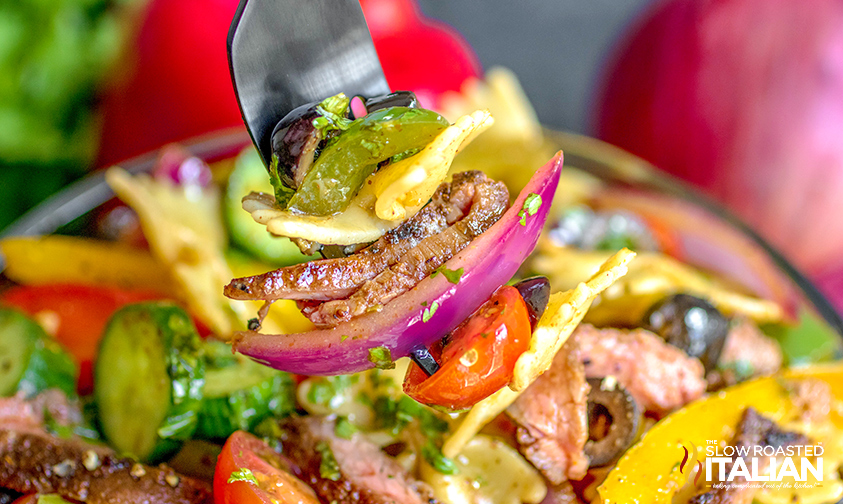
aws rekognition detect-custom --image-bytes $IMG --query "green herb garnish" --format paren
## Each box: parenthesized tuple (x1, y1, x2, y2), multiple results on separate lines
(316, 442, 342, 481)
(422, 439, 459, 475)
(306, 375, 354, 407)
(334, 417, 358, 439)
(432, 265, 464, 284)
(422, 301, 439, 323)
(228, 467, 259, 485)
(368, 346, 396, 370)
(312, 94, 352, 134)
(518, 193, 542, 226)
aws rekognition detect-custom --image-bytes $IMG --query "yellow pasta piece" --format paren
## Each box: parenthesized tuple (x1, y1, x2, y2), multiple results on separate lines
(422, 434, 546, 504)
(106, 167, 247, 336)
(373, 109, 493, 221)
(530, 240, 785, 326)
(0, 235, 177, 293)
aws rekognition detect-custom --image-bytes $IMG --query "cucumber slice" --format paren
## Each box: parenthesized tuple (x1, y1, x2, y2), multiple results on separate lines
(0, 307, 77, 398)
(195, 340, 295, 439)
(94, 302, 205, 462)
(225, 149, 317, 266)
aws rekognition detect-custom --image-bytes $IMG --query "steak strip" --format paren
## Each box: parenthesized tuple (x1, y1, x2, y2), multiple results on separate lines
(0, 392, 212, 504)
(224, 171, 485, 302)
(507, 336, 590, 484)
(575, 324, 707, 416)
(277, 416, 438, 504)
(303, 171, 509, 326)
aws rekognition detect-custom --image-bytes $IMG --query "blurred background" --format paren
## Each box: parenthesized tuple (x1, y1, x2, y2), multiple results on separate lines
(3, 0, 842, 310)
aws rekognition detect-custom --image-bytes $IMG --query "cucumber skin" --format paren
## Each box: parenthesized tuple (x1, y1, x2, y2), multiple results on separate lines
(195, 341, 295, 440)
(195, 372, 294, 440)
(95, 302, 206, 462)
(0, 306, 77, 398)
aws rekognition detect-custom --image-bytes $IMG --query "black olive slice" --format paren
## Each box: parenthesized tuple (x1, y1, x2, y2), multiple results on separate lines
(409, 345, 440, 377)
(269, 101, 324, 190)
(645, 293, 729, 372)
(584, 377, 641, 467)
(363, 91, 419, 113)
(512, 276, 551, 330)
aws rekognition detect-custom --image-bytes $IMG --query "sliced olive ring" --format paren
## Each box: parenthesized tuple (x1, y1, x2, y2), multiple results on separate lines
(512, 276, 551, 330)
(584, 377, 641, 467)
(363, 91, 419, 114)
(644, 293, 729, 372)
(410, 345, 440, 377)
(269, 101, 327, 190)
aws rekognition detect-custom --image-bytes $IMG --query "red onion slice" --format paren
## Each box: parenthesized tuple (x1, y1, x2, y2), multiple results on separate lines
(233, 152, 564, 375)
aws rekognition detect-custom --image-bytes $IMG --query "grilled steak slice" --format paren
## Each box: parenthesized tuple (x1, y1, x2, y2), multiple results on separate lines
(575, 324, 706, 416)
(507, 337, 590, 484)
(303, 171, 509, 326)
(277, 416, 438, 504)
(0, 392, 211, 504)
(0, 429, 212, 504)
(224, 171, 485, 303)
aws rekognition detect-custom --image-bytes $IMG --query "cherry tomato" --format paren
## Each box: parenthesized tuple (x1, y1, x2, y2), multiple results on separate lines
(214, 430, 320, 504)
(403, 285, 531, 410)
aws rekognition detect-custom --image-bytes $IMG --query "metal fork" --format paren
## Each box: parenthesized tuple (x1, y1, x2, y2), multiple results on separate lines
(227, 0, 391, 167)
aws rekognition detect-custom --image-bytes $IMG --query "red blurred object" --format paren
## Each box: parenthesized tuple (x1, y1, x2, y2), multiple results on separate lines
(595, 0, 843, 307)
(96, 0, 480, 167)
(360, 0, 482, 108)
(96, 0, 244, 167)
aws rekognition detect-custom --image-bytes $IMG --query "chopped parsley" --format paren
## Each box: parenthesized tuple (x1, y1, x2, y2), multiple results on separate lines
(518, 193, 542, 226)
(312, 94, 352, 134)
(422, 439, 459, 475)
(316, 442, 342, 481)
(374, 395, 449, 438)
(368, 346, 396, 370)
(432, 265, 464, 284)
(334, 416, 358, 439)
(422, 301, 439, 322)
(228, 467, 259, 485)
(391, 147, 422, 163)
(307, 375, 355, 407)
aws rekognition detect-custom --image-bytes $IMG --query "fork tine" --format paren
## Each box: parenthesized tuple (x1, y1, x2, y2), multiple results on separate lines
(228, 0, 391, 167)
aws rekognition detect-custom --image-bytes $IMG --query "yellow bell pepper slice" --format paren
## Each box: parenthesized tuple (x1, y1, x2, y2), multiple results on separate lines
(0, 235, 177, 293)
(597, 363, 843, 504)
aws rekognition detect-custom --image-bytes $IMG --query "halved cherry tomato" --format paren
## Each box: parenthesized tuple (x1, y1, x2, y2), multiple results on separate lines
(214, 430, 320, 504)
(403, 285, 532, 410)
